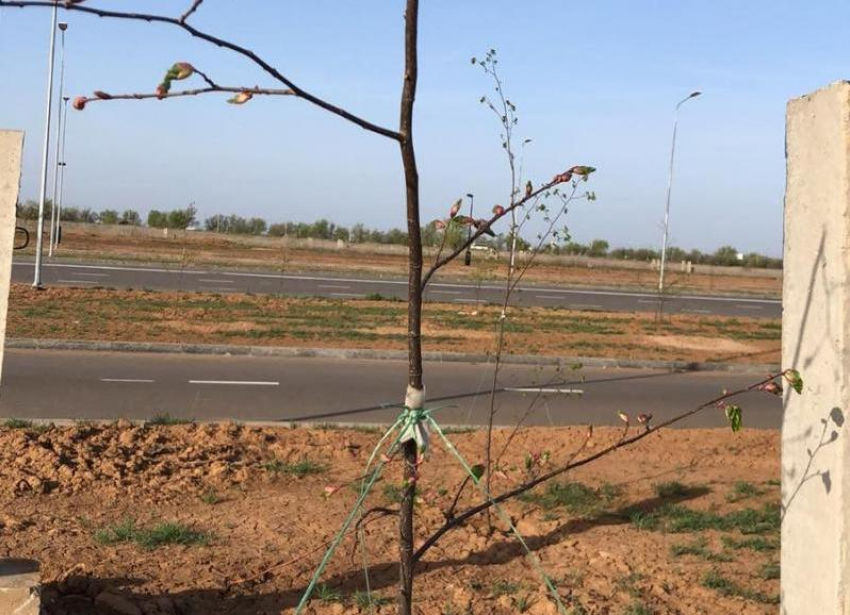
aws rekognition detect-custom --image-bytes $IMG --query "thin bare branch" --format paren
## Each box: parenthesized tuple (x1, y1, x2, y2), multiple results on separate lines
(422, 177, 563, 289)
(74, 85, 295, 108)
(413, 372, 784, 563)
(179, 0, 203, 23)
(0, 0, 402, 141)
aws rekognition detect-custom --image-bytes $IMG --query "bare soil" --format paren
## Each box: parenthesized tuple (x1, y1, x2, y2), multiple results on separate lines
(25, 224, 782, 297)
(0, 422, 780, 615)
(7, 285, 781, 364)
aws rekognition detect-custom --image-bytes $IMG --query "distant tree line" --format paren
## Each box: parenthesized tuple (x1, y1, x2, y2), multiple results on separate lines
(17, 199, 143, 226)
(15, 201, 781, 268)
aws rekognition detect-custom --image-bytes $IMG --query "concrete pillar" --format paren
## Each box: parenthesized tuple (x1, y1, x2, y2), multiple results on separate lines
(0, 131, 25, 387)
(782, 81, 850, 614)
(0, 559, 40, 615)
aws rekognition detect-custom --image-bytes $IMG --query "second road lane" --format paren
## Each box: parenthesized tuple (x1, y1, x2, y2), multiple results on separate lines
(12, 260, 781, 318)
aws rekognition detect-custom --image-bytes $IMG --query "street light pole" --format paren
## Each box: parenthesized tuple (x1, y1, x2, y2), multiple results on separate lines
(54, 96, 70, 253)
(32, 3, 59, 288)
(464, 193, 474, 266)
(658, 91, 701, 294)
(48, 21, 68, 258)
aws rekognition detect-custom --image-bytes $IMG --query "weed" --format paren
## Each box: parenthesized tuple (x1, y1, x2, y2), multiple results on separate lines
(624, 602, 653, 615)
(147, 413, 194, 425)
(760, 562, 780, 581)
(491, 580, 520, 597)
(653, 481, 694, 499)
(520, 481, 621, 516)
(513, 594, 531, 613)
(95, 519, 211, 549)
(351, 590, 391, 608)
(315, 584, 343, 604)
(2, 418, 34, 429)
(615, 572, 646, 599)
(765, 478, 781, 487)
(383, 483, 405, 504)
(630, 503, 779, 535)
(670, 537, 733, 562)
(721, 535, 778, 552)
(726, 481, 763, 502)
(262, 458, 326, 478)
(701, 570, 778, 604)
(199, 490, 220, 505)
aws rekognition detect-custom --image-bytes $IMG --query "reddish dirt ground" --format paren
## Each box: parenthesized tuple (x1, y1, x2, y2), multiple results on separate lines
(0, 422, 780, 615)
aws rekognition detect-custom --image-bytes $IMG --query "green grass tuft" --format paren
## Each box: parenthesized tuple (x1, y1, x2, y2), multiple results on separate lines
(630, 502, 779, 535)
(3, 418, 34, 429)
(95, 519, 211, 549)
(147, 413, 194, 425)
(520, 481, 621, 516)
(760, 562, 780, 581)
(262, 458, 326, 478)
(701, 569, 778, 604)
(726, 481, 764, 502)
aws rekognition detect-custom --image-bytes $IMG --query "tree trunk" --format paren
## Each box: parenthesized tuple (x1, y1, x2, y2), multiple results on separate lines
(398, 1, 421, 614)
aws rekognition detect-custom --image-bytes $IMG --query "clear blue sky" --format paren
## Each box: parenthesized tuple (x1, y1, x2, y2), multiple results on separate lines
(2, 1, 849, 256)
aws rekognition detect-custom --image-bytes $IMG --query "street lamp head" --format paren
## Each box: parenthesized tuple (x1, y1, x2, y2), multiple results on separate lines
(58, 22, 68, 31)
(466, 193, 474, 199)
(689, 91, 702, 99)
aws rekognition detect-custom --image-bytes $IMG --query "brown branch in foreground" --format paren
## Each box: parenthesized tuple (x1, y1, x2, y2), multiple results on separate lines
(412, 372, 784, 563)
(179, 0, 203, 23)
(75, 86, 295, 108)
(0, 0, 402, 141)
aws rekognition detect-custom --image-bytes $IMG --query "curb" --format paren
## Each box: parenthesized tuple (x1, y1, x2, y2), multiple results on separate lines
(6, 338, 779, 374)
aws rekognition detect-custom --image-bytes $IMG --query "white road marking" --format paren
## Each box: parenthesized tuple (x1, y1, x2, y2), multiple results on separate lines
(58, 279, 98, 284)
(100, 378, 155, 383)
(683, 309, 712, 314)
(189, 380, 279, 386)
(534, 294, 564, 299)
(736, 305, 763, 310)
(73, 272, 109, 277)
(505, 387, 584, 395)
(431, 290, 463, 295)
(198, 279, 233, 284)
(638, 299, 658, 304)
(318, 284, 352, 290)
(331, 292, 364, 298)
(568, 304, 604, 310)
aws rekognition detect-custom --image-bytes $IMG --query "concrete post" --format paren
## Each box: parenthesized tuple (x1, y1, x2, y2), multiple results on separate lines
(0, 131, 25, 387)
(782, 81, 850, 614)
(0, 559, 40, 615)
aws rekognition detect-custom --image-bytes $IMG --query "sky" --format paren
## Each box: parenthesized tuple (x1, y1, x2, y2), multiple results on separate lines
(2, 1, 849, 257)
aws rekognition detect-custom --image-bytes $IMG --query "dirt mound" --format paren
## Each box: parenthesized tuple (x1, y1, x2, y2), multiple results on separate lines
(0, 421, 363, 499)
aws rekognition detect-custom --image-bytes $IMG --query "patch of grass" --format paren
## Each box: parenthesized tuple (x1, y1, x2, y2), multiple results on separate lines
(383, 483, 405, 504)
(520, 481, 621, 516)
(364, 292, 402, 302)
(491, 580, 520, 597)
(147, 413, 194, 425)
(726, 481, 763, 502)
(513, 595, 531, 613)
(199, 490, 220, 505)
(765, 478, 781, 487)
(315, 584, 343, 604)
(653, 481, 693, 499)
(95, 519, 211, 549)
(262, 458, 326, 478)
(760, 562, 780, 581)
(623, 602, 653, 615)
(721, 535, 778, 552)
(630, 502, 779, 535)
(701, 570, 779, 604)
(670, 537, 734, 562)
(615, 572, 646, 599)
(351, 590, 392, 608)
(2, 418, 34, 429)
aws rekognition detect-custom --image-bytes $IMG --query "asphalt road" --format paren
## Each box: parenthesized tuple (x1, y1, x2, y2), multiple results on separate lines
(11, 259, 781, 318)
(0, 349, 782, 428)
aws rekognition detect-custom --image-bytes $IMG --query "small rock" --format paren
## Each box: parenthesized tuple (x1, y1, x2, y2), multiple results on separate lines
(94, 591, 141, 615)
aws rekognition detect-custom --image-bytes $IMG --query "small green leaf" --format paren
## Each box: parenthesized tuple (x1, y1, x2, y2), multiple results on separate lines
(470, 464, 485, 481)
(784, 369, 803, 394)
(725, 405, 743, 432)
